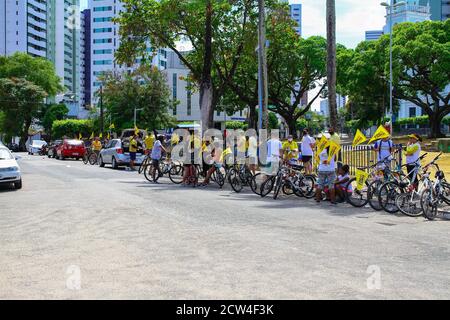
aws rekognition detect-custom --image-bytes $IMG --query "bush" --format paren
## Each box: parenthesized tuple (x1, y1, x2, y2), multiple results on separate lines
(52, 119, 94, 139)
(225, 121, 247, 130)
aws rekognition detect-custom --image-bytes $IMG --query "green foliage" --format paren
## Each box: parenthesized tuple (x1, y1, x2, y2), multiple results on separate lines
(41, 103, 69, 134)
(225, 121, 247, 130)
(268, 112, 279, 130)
(296, 112, 326, 134)
(51, 119, 94, 139)
(98, 65, 177, 132)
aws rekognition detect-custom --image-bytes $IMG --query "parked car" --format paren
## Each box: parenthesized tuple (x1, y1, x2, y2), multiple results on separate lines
(47, 140, 63, 158)
(56, 139, 86, 160)
(28, 140, 47, 155)
(0, 146, 22, 189)
(120, 129, 147, 152)
(7, 143, 20, 152)
(98, 139, 145, 169)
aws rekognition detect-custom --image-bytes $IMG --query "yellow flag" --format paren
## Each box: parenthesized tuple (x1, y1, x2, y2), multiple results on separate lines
(220, 147, 233, 162)
(107, 133, 110, 140)
(79, 133, 82, 140)
(171, 133, 180, 145)
(316, 134, 330, 154)
(368, 125, 390, 144)
(99, 133, 103, 139)
(352, 129, 367, 147)
(89, 132, 94, 140)
(134, 126, 139, 135)
(109, 123, 115, 129)
(327, 140, 341, 163)
(355, 169, 369, 191)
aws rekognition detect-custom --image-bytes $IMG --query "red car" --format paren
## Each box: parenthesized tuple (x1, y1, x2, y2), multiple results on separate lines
(56, 139, 86, 160)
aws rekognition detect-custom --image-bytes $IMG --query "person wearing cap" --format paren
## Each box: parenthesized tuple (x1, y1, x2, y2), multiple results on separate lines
(282, 135, 298, 163)
(405, 134, 422, 189)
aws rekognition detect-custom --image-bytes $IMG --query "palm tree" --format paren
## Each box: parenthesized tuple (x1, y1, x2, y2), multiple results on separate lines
(326, 0, 338, 130)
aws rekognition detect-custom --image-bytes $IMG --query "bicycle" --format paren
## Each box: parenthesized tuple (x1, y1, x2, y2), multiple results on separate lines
(378, 153, 428, 214)
(83, 147, 98, 165)
(421, 169, 450, 220)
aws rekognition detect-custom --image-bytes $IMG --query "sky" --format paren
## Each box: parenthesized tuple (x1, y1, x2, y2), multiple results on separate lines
(81, 0, 388, 48)
(81, 0, 388, 110)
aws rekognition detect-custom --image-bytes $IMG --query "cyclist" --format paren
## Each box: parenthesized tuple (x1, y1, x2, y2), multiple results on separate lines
(405, 133, 422, 191)
(144, 132, 155, 155)
(373, 135, 393, 169)
(315, 146, 337, 204)
(282, 135, 298, 164)
(335, 164, 352, 202)
(300, 129, 316, 174)
(92, 137, 102, 157)
(149, 135, 167, 182)
(129, 133, 138, 171)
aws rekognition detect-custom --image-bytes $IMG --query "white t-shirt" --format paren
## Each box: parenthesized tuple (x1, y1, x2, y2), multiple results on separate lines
(318, 149, 336, 172)
(266, 139, 282, 163)
(374, 139, 393, 162)
(248, 136, 258, 157)
(301, 135, 316, 156)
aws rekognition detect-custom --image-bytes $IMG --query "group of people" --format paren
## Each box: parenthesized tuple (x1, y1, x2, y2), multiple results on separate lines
(96, 125, 425, 204)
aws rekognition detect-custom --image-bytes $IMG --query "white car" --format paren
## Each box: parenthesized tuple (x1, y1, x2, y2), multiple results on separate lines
(0, 147, 22, 189)
(28, 140, 47, 155)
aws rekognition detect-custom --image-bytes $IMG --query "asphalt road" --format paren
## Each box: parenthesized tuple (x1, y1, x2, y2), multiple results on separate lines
(0, 153, 449, 299)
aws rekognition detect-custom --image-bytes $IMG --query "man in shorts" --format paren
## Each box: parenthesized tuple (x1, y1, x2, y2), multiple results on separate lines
(300, 129, 315, 174)
(315, 146, 337, 204)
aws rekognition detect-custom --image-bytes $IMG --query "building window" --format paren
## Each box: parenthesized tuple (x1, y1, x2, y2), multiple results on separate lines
(409, 107, 416, 118)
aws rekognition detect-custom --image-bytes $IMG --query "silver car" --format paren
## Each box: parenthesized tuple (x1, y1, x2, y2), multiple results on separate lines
(97, 139, 145, 169)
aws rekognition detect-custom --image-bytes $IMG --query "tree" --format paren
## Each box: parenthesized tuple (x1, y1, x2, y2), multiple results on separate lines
(326, 0, 338, 130)
(387, 20, 450, 138)
(41, 103, 69, 136)
(337, 41, 393, 128)
(51, 119, 94, 139)
(116, 0, 256, 132)
(0, 53, 62, 146)
(0, 78, 47, 146)
(99, 65, 176, 131)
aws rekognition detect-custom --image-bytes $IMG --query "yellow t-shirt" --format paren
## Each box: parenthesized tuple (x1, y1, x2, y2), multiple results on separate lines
(92, 140, 102, 151)
(129, 138, 138, 153)
(237, 136, 247, 153)
(282, 140, 298, 160)
(144, 135, 155, 150)
(171, 133, 180, 145)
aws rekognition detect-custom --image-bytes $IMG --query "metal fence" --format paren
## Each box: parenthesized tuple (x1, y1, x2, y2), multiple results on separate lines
(313, 144, 403, 176)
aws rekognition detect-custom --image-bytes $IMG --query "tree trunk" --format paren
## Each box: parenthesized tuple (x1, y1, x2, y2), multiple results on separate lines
(248, 105, 257, 130)
(287, 117, 298, 139)
(20, 117, 32, 149)
(428, 105, 445, 138)
(326, 0, 338, 131)
(199, 0, 214, 133)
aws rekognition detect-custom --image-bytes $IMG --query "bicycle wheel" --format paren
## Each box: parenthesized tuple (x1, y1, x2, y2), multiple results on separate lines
(368, 180, 383, 211)
(213, 169, 225, 188)
(395, 192, 423, 217)
(89, 153, 97, 165)
(169, 165, 184, 184)
(297, 175, 316, 199)
(421, 189, 438, 220)
(144, 164, 159, 182)
(378, 181, 401, 214)
(249, 173, 263, 196)
(229, 169, 243, 193)
(282, 182, 295, 196)
(138, 157, 150, 174)
(260, 176, 275, 198)
(442, 181, 450, 205)
(83, 154, 89, 165)
(346, 177, 370, 208)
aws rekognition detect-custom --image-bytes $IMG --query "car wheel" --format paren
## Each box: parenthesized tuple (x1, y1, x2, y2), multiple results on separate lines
(111, 157, 118, 169)
(14, 179, 22, 190)
(98, 156, 105, 167)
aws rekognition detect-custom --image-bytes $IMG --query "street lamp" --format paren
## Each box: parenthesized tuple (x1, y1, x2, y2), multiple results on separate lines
(381, 1, 393, 135)
(134, 107, 144, 128)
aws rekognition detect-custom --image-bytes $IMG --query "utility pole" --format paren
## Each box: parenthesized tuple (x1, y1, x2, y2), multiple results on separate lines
(258, 0, 268, 130)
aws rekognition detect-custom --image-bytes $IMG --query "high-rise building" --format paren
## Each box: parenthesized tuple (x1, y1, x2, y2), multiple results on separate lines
(80, 9, 91, 112)
(365, 30, 384, 42)
(0, 0, 81, 114)
(289, 4, 302, 36)
(401, 0, 449, 21)
(319, 95, 346, 117)
(89, 0, 167, 105)
(383, 0, 431, 34)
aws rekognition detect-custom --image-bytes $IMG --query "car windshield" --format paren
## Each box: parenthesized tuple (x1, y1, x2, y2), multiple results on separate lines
(0, 148, 14, 160)
(67, 140, 83, 146)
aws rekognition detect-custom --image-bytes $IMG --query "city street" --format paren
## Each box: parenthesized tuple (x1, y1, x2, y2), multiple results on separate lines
(0, 153, 449, 299)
